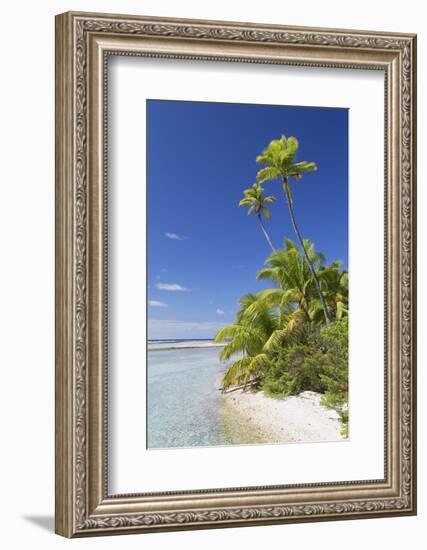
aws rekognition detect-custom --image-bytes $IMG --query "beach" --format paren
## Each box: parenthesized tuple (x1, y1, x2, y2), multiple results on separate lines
(147, 342, 346, 448)
(223, 389, 345, 444)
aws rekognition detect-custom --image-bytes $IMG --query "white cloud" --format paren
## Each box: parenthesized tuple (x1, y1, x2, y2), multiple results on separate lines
(149, 300, 168, 308)
(165, 232, 186, 241)
(148, 319, 227, 339)
(216, 309, 225, 315)
(155, 283, 189, 291)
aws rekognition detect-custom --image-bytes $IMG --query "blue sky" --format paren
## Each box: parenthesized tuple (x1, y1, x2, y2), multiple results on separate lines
(147, 100, 348, 339)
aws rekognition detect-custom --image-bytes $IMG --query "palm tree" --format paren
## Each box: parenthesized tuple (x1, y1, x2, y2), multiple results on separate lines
(256, 239, 325, 324)
(238, 183, 276, 252)
(214, 293, 277, 390)
(310, 262, 348, 322)
(256, 135, 331, 324)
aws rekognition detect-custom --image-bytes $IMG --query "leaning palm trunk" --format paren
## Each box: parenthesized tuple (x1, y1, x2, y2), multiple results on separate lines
(257, 213, 275, 252)
(283, 177, 330, 324)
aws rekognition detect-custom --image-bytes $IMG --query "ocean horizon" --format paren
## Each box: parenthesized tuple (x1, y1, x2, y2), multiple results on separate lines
(148, 338, 214, 342)
(147, 338, 223, 352)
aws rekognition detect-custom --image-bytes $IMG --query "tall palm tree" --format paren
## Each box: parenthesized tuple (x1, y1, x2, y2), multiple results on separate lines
(238, 183, 276, 252)
(256, 135, 331, 324)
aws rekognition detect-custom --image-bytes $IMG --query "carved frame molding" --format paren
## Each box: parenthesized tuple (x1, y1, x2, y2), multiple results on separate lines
(55, 11, 416, 537)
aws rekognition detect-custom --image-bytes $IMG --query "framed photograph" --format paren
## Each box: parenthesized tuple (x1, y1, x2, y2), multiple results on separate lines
(55, 11, 417, 537)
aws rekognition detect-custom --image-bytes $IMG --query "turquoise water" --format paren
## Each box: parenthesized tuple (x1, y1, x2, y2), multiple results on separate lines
(147, 345, 270, 449)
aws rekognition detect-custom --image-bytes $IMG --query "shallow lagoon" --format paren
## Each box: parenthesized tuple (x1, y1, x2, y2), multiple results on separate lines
(147, 344, 270, 449)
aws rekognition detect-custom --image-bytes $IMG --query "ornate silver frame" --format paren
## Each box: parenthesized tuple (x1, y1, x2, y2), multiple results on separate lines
(55, 11, 417, 537)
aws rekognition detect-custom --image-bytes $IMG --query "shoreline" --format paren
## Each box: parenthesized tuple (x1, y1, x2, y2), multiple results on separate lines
(148, 343, 225, 352)
(222, 389, 345, 444)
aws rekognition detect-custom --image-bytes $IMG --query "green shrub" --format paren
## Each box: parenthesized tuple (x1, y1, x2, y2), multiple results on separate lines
(261, 318, 349, 434)
(262, 343, 327, 398)
(318, 318, 348, 435)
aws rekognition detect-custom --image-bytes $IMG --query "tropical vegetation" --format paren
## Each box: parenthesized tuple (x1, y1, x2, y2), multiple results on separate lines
(215, 134, 349, 435)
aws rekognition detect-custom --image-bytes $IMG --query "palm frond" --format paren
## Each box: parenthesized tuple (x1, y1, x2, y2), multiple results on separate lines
(214, 324, 243, 342)
(336, 301, 348, 320)
(286, 136, 299, 155)
(244, 353, 272, 381)
(256, 267, 279, 282)
(238, 197, 254, 206)
(263, 329, 288, 352)
(256, 166, 281, 183)
(257, 288, 295, 308)
(222, 357, 252, 389)
(219, 329, 263, 360)
(288, 161, 317, 175)
(255, 154, 270, 165)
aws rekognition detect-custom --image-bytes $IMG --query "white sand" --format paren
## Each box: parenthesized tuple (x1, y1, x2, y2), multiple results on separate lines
(223, 390, 345, 443)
